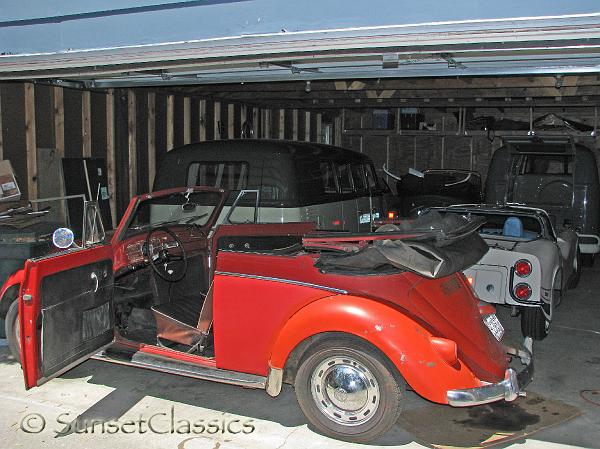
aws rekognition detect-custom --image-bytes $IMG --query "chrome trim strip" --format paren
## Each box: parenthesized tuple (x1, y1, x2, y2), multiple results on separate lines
(93, 351, 267, 389)
(215, 271, 348, 294)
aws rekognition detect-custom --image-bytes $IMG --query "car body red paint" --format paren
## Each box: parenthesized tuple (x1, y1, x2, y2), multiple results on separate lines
(0, 186, 528, 419)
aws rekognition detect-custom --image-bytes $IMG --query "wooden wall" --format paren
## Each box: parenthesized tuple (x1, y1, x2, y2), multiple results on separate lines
(1, 81, 598, 227)
(342, 107, 600, 190)
(0, 83, 329, 226)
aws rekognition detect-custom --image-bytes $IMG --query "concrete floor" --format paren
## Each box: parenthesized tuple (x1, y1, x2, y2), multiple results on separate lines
(1, 265, 599, 449)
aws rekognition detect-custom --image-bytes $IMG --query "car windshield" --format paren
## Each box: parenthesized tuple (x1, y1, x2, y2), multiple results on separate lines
(125, 190, 222, 237)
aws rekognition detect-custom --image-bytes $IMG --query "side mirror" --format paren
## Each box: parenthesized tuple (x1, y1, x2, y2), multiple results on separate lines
(52, 227, 75, 249)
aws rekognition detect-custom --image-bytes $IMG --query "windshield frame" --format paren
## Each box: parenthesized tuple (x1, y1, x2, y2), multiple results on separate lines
(115, 186, 227, 242)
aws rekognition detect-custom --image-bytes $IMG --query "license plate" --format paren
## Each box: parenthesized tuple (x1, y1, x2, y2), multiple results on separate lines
(483, 314, 505, 341)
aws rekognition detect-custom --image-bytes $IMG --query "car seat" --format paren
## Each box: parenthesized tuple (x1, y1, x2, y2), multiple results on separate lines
(503, 216, 524, 238)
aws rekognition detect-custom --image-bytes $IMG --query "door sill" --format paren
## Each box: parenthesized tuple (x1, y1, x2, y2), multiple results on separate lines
(93, 347, 266, 390)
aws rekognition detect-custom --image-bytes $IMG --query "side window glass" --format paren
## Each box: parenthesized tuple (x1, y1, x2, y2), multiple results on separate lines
(320, 161, 338, 194)
(226, 190, 259, 224)
(366, 164, 378, 190)
(351, 164, 368, 194)
(336, 163, 354, 193)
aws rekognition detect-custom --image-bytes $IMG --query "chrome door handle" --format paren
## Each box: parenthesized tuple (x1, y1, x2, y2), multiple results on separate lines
(90, 272, 99, 293)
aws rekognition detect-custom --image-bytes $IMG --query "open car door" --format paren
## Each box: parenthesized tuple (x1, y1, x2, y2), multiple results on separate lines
(19, 203, 114, 389)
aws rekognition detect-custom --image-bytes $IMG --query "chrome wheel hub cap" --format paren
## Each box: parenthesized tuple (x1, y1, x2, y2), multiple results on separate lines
(310, 356, 380, 426)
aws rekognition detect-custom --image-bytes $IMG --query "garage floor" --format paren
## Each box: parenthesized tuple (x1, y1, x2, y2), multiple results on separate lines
(1, 265, 599, 449)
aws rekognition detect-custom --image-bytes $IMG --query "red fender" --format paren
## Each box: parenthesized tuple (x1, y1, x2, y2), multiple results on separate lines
(268, 294, 483, 404)
(0, 269, 24, 307)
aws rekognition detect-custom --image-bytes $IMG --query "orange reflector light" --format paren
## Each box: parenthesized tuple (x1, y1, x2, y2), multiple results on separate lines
(429, 336, 459, 367)
(467, 276, 474, 285)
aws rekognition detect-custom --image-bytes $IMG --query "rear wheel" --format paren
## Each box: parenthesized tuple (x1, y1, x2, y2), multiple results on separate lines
(520, 307, 549, 340)
(5, 300, 21, 361)
(294, 338, 404, 443)
(568, 249, 581, 289)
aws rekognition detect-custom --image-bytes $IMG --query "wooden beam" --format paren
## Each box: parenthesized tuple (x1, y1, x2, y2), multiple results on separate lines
(264, 109, 271, 139)
(316, 113, 322, 143)
(240, 105, 247, 130)
(106, 89, 117, 228)
(127, 89, 137, 197)
(214, 101, 221, 139)
(227, 103, 234, 139)
(199, 99, 206, 141)
(304, 111, 310, 141)
(334, 115, 342, 146)
(252, 107, 259, 138)
(278, 109, 285, 139)
(292, 109, 298, 141)
(147, 92, 156, 191)
(0, 89, 3, 160)
(166, 94, 174, 150)
(52, 86, 66, 222)
(183, 97, 191, 144)
(185, 75, 600, 94)
(82, 90, 91, 157)
(24, 83, 37, 200)
(53, 87, 64, 157)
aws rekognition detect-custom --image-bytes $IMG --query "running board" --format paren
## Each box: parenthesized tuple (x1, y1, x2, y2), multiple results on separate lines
(93, 349, 267, 390)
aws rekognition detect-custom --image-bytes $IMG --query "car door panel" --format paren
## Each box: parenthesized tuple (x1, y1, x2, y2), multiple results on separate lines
(20, 245, 114, 389)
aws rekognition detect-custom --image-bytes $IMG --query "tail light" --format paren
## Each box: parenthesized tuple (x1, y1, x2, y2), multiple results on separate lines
(387, 211, 396, 220)
(514, 259, 532, 277)
(514, 283, 532, 300)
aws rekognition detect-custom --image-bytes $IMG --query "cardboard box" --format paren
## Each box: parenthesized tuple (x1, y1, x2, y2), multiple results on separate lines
(0, 160, 21, 202)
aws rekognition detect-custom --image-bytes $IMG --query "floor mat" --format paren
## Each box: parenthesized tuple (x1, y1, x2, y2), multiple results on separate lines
(398, 392, 581, 448)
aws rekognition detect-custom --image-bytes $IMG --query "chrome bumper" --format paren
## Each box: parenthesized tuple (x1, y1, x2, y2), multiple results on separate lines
(447, 344, 533, 407)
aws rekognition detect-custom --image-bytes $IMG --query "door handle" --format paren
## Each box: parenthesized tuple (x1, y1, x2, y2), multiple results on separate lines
(90, 272, 99, 293)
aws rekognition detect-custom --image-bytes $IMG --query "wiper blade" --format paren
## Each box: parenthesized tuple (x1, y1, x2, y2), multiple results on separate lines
(130, 219, 182, 231)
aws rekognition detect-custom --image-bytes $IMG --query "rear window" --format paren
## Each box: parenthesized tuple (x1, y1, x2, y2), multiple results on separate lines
(187, 162, 248, 189)
(522, 155, 573, 175)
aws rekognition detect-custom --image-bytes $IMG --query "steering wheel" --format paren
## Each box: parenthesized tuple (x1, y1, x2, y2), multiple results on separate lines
(144, 227, 188, 282)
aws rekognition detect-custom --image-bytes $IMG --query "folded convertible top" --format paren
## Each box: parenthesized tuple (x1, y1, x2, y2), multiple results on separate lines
(305, 211, 488, 279)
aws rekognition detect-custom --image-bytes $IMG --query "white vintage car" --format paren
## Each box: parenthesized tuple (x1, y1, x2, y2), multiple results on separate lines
(432, 204, 579, 340)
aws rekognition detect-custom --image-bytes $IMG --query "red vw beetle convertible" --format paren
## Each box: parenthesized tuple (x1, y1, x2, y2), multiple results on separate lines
(0, 187, 532, 442)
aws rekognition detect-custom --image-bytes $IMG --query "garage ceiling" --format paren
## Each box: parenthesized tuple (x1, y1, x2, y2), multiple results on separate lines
(1, 1, 600, 88)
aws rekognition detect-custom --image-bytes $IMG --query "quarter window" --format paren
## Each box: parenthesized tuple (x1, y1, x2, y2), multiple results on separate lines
(351, 163, 368, 194)
(335, 163, 354, 193)
(320, 161, 338, 194)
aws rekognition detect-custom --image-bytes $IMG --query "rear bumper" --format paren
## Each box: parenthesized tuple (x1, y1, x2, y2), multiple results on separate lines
(577, 234, 600, 255)
(447, 344, 533, 407)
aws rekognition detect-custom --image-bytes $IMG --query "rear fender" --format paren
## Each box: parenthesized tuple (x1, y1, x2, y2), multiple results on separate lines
(268, 294, 484, 404)
(0, 269, 24, 316)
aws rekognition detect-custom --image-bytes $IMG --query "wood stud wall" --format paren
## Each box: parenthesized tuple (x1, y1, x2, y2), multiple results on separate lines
(24, 83, 37, 201)
(0, 83, 327, 223)
(2, 79, 598, 224)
